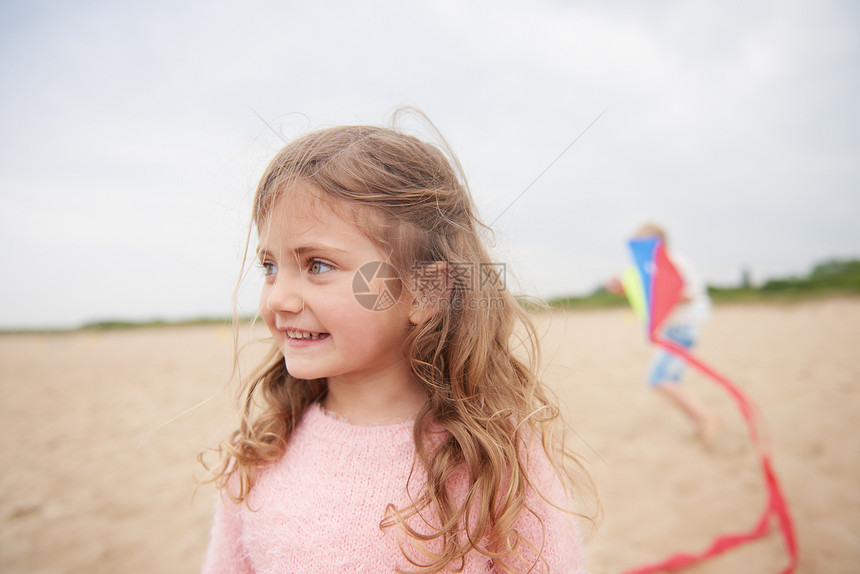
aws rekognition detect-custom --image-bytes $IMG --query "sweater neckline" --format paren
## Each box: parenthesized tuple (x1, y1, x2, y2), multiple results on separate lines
(302, 402, 416, 445)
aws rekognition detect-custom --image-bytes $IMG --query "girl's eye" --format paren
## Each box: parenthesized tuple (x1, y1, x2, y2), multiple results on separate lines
(308, 259, 334, 275)
(261, 261, 277, 276)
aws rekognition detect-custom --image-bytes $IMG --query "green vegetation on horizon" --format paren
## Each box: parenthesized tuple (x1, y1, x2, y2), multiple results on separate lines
(547, 257, 860, 310)
(79, 316, 235, 331)
(0, 316, 238, 335)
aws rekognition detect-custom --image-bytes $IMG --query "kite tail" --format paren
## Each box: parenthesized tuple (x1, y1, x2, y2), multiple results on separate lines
(619, 511, 770, 574)
(763, 455, 799, 574)
(617, 335, 797, 574)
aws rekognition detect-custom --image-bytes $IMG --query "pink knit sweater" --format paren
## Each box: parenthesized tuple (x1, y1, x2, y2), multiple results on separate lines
(202, 403, 586, 573)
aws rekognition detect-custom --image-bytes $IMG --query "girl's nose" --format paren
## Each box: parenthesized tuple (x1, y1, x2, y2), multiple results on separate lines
(265, 276, 304, 314)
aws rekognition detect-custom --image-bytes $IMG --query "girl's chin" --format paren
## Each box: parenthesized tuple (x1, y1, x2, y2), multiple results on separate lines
(282, 358, 327, 381)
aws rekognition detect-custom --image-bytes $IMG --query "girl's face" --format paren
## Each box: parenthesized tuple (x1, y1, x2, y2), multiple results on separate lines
(257, 185, 416, 389)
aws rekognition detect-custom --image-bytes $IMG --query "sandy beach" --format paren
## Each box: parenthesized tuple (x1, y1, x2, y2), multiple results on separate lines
(1, 298, 858, 573)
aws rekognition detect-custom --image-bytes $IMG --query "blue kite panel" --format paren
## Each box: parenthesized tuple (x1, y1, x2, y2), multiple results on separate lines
(627, 236, 660, 315)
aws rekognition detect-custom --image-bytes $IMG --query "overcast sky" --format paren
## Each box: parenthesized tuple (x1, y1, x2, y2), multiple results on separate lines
(1, 0, 858, 329)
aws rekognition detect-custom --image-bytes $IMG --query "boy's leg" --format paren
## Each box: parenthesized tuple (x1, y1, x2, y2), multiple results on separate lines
(654, 383, 718, 444)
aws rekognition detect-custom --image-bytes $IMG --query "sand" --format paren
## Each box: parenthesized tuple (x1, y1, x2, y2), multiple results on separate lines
(1, 299, 858, 573)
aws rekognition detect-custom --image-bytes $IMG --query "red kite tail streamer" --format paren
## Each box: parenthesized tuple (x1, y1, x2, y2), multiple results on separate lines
(618, 334, 798, 574)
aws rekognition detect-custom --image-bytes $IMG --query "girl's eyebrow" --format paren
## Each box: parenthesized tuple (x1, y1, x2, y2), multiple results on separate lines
(293, 244, 349, 256)
(256, 243, 349, 258)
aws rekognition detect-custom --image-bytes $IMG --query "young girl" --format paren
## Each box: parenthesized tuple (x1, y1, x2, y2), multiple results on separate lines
(201, 115, 591, 573)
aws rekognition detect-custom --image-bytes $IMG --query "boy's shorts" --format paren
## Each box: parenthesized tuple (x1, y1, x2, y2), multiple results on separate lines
(648, 324, 698, 387)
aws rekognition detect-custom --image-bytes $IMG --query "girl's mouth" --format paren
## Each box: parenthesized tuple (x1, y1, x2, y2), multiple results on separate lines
(286, 330, 330, 341)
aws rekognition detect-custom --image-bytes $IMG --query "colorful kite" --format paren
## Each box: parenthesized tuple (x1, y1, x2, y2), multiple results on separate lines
(619, 236, 798, 574)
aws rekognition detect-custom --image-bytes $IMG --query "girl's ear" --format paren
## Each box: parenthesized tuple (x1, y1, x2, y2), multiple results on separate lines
(408, 261, 451, 325)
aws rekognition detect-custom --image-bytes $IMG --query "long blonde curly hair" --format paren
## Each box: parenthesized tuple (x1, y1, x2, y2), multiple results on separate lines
(201, 112, 592, 572)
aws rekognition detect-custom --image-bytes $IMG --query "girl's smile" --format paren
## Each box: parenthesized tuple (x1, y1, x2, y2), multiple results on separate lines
(283, 329, 330, 341)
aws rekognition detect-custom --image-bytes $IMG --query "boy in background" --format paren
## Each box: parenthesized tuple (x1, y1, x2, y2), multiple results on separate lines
(607, 223, 718, 444)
